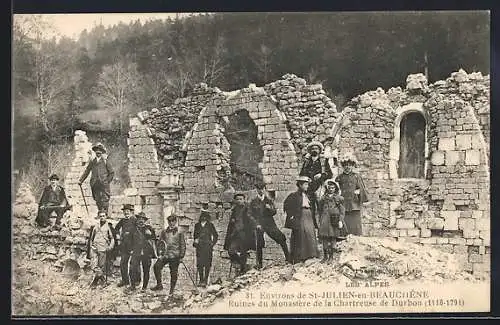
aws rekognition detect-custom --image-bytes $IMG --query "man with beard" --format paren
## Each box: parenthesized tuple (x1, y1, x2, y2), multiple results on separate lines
(78, 143, 114, 215)
(127, 212, 156, 292)
(223, 193, 256, 276)
(114, 204, 137, 288)
(249, 182, 290, 269)
(299, 141, 333, 228)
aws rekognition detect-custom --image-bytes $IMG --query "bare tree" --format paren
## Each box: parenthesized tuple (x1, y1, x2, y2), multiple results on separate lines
(95, 60, 141, 134)
(200, 35, 228, 85)
(251, 44, 273, 83)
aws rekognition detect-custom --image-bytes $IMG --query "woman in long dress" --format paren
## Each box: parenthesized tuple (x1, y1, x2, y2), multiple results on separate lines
(317, 179, 345, 263)
(283, 176, 320, 264)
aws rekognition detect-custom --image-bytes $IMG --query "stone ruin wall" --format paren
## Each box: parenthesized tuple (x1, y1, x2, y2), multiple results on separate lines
(333, 70, 490, 275)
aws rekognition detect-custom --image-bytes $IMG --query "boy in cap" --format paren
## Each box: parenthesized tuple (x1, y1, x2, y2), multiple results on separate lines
(87, 211, 115, 287)
(152, 214, 186, 295)
(114, 204, 137, 287)
(36, 174, 71, 229)
(193, 210, 218, 287)
(128, 212, 156, 292)
(78, 142, 114, 215)
(299, 141, 333, 228)
(249, 182, 290, 268)
(335, 153, 368, 236)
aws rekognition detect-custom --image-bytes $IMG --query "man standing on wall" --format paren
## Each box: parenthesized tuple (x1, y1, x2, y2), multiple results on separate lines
(249, 182, 291, 269)
(35, 174, 71, 229)
(335, 153, 369, 236)
(152, 214, 186, 296)
(299, 141, 333, 228)
(78, 143, 114, 215)
(128, 212, 156, 292)
(223, 193, 256, 276)
(114, 204, 137, 288)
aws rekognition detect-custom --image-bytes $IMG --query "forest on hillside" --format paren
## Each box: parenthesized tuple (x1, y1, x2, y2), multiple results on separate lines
(12, 11, 489, 196)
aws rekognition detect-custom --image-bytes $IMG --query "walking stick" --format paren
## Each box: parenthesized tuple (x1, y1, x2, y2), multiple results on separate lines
(180, 261, 199, 291)
(79, 184, 90, 217)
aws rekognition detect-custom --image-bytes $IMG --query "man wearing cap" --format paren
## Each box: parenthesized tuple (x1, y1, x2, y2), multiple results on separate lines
(128, 212, 156, 292)
(284, 176, 320, 264)
(249, 182, 290, 269)
(299, 141, 333, 228)
(193, 210, 218, 287)
(87, 211, 115, 287)
(78, 142, 114, 215)
(335, 154, 369, 236)
(36, 174, 71, 229)
(114, 204, 137, 287)
(152, 214, 186, 295)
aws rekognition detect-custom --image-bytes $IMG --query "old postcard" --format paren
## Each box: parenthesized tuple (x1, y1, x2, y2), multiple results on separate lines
(12, 11, 490, 316)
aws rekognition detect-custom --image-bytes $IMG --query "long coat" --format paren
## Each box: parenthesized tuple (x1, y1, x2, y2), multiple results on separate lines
(335, 172, 369, 212)
(38, 185, 69, 207)
(131, 224, 156, 258)
(79, 157, 114, 197)
(299, 156, 333, 194)
(249, 196, 277, 248)
(193, 221, 218, 266)
(223, 204, 256, 253)
(283, 190, 317, 230)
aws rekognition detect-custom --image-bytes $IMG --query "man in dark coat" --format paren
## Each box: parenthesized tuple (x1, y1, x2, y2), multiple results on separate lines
(152, 214, 186, 296)
(335, 153, 369, 236)
(78, 143, 114, 215)
(36, 174, 71, 229)
(128, 212, 156, 292)
(299, 141, 333, 228)
(193, 210, 218, 287)
(249, 182, 290, 268)
(114, 204, 137, 287)
(223, 193, 256, 276)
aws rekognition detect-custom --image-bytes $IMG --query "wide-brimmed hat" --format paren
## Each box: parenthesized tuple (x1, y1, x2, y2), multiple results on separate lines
(136, 212, 148, 220)
(167, 214, 178, 221)
(306, 141, 324, 153)
(324, 179, 341, 192)
(339, 152, 358, 166)
(49, 174, 59, 180)
(296, 176, 311, 183)
(121, 204, 135, 211)
(92, 142, 107, 153)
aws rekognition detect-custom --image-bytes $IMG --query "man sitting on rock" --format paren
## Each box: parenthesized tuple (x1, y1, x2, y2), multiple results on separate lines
(35, 174, 71, 229)
(223, 193, 256, 276)
(114, 204, 137, 288)
(87, 211, 115, 288)
(128, 212, 156, 292)
(152, 214, 186, 296)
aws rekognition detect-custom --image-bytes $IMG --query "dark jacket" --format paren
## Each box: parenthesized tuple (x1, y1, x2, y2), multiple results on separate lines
(79, 157, 114, 190)
(193, 221, 218, 249)
(335, 172, 369, 211)
(38, 185, 69, 208)
(249, 195, 277, 229)
(159, 227, 186, 260)
(284, 190, 318, 230)
(299, 156, 333, 193)
(131, 224, 156, 258)
(223, 204, 256, 252)
(114, 216, 137, 253)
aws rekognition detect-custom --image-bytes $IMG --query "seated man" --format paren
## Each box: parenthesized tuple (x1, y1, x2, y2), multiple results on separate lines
(35, 174, 71, 229)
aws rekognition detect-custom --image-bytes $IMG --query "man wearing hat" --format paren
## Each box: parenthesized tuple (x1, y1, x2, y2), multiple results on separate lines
(249, 181, 290, 269)
(283, 176, 320, 264)
(152, 214, 186, 295)
(128, 212, 156, 292)
(299, 141, 333, 228)
(193, 210, 218, 287)
(35, 174, 71, 229)
(87, 211, 115, 287)
(335, 153, 368, 236)
(78, 142, 115, 215)
(114, 204, 137, 287)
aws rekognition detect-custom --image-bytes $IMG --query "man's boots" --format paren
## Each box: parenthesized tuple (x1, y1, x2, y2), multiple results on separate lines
(327, 248, 334, 263)
(320, 247, 329, 263)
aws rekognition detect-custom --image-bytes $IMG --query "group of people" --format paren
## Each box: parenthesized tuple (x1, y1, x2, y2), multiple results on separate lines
(34, 140, 368, 293)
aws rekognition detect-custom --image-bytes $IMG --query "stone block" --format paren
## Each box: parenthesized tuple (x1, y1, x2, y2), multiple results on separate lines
(458, 218, 475, 231)
(472, 210, 483, 219)
(453, 244, 468, 254)
(420, 237, 437, 244)
(441, 210, 460, 231)
(431, 151, 445, 165)
(449, 238, 467, 245)
(455, 134, 472, 150)
(471, 134, 483, 149)
(476, 218, 490, 231)
(463, 229, 479, 239)
(427, 217, 444, 230)
(465, 150, 481, 165)
(407, 229, 420, 237)
(438, 137, 455, 151)
(420, 228, 431, 237)
(445, 151, 461, 166)
(395, 218, 415, 229)
(436, 237, 449, 244)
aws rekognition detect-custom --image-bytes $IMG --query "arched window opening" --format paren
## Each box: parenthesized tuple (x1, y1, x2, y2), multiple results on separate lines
(398, 112, 426, 178)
